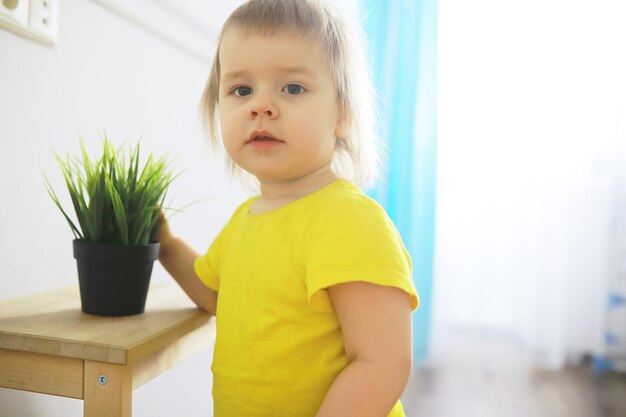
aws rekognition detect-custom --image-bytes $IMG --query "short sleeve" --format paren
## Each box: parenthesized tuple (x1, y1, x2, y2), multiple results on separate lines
(193, 199, 253, 292)
(305, 197, 419, 313)
(194, 232, 222, 292)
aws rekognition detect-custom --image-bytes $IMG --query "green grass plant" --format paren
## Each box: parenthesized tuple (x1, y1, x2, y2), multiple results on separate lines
(45, 135, 176, 245)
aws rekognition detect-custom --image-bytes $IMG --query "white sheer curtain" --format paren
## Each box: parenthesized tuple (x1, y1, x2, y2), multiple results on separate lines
(434, 0, 626, 367)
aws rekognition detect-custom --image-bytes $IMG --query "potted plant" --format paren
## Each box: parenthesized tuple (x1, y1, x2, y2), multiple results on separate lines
(45, 135, 176, 316)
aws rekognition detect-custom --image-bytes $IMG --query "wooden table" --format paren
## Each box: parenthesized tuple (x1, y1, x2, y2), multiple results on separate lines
(0, 284, 215, 416)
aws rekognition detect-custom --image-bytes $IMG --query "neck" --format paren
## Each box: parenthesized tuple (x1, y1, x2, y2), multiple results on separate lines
(258, 164, 338, 203)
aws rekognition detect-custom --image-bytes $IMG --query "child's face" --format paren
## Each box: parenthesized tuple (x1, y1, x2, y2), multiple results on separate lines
(217, 27, 345, 185)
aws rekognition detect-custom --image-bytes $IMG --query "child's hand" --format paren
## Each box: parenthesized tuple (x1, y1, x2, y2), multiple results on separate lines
(153, 209, 175, 247)
(151, 208, 216, 315)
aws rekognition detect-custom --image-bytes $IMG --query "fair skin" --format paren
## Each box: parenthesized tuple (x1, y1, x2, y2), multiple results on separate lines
(156, 215, 216, 314)
(157, 26, 413, 417)
(217, 27, 345, 213)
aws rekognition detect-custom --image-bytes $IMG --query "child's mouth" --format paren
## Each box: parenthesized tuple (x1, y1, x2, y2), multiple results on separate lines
(246, 131, 284, 150)
(246, 130, 283, 146)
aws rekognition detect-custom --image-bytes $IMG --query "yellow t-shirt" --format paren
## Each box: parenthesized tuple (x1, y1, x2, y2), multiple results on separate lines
(194, 179, 419, 417)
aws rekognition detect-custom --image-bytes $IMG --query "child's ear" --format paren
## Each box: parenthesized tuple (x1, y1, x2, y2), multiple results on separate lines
(335, 120, 347, 140)
(335, 109, 348, 140)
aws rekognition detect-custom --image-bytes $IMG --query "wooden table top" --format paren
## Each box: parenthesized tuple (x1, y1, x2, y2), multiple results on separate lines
(0, 284, 213, 365)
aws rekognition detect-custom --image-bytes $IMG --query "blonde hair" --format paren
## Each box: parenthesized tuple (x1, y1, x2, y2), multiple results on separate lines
(200, 0, 384, 187)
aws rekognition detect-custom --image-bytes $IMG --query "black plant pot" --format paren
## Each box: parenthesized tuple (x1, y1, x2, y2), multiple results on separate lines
(73, 240, 160, 316)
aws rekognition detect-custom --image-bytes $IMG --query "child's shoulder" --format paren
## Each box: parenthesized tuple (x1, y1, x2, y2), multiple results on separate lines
(323, 178, 383, 207)
(311, 179, 389, 222)
(234, 195, 258, 215)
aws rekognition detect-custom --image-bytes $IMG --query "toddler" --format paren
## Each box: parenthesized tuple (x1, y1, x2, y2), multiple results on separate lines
(157, 1, 419, 416)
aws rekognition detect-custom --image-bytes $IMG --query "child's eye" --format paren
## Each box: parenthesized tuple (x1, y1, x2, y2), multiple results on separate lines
(282, 84, 305, 95)
(233, 86, 253, 96)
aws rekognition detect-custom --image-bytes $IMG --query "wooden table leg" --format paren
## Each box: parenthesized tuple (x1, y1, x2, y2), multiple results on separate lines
(84, 361, 132, 417)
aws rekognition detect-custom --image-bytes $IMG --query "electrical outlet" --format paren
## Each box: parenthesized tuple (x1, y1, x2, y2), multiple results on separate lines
(28, 0, 57, 40)
(0, 0, 56, 45)
(0, 0, 30, 27)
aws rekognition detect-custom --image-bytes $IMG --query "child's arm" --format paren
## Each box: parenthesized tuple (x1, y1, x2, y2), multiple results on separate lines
(155, 216, 217, 315)
(315, 282, 413, 417)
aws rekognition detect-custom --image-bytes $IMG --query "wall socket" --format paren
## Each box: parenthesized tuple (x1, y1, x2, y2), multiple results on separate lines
(0, 0, 57, 45)
(0, 0, 29, 26)
(29, 0, 57, 39)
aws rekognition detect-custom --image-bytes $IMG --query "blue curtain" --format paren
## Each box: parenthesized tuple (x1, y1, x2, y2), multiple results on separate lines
(359, 0, 438, 361)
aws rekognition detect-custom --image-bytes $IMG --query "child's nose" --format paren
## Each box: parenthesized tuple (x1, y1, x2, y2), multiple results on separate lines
(248, 95, 278, 120)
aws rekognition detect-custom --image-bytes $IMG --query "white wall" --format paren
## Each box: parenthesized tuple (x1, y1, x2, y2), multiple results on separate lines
(0, 0, 248, 415)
